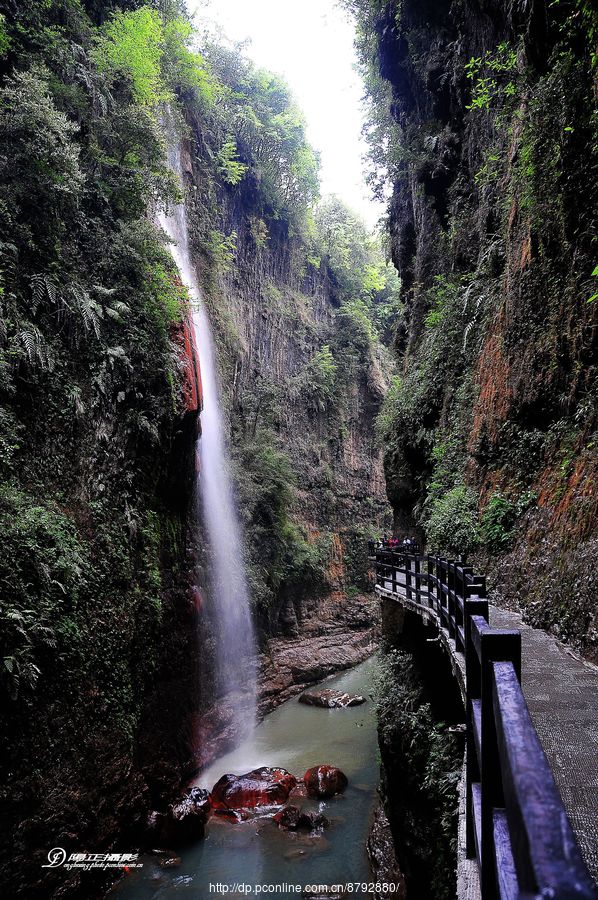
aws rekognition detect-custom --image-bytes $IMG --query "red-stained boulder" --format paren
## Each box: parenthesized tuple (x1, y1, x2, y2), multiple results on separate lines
(211, 767, 297, 811)
(288, 781, 308, 802)
(304, 766, 348, 799)
(161, 787, 212, 844)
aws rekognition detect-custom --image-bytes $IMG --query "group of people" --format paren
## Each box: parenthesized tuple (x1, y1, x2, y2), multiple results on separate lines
(376, 535, 420, 553)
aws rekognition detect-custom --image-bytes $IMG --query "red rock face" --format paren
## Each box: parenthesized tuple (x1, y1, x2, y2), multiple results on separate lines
(172, 314, 202, 415)
(303, 765, 348, 799)
(210, 767, 297, 811)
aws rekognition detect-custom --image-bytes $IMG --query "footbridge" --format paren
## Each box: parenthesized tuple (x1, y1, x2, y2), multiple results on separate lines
(373, 548, 598, 900)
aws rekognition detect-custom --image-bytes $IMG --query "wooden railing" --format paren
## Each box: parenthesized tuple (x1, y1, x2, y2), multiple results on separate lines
(374, 549, 597, 900)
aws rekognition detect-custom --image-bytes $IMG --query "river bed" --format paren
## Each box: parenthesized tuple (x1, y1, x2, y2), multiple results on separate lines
(113, 656, 379, 898)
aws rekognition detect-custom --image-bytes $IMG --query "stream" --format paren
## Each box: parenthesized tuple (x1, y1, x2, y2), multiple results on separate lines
(114, 656, 379, 898)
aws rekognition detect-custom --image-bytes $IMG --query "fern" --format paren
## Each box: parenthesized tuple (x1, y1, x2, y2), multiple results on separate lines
(18, 325, 54, 371)
(70, 284, 103, 339)
(30, 273, 58, 313)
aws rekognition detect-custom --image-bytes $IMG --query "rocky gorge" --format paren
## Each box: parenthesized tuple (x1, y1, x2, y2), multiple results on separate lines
(0, 2, 395, 896)
(0, 0, 596, 898)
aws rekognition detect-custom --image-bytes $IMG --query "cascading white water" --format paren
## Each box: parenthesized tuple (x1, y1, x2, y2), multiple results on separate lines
(157, 120, 256, 743)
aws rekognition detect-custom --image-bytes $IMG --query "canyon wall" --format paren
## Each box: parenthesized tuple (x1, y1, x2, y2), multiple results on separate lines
(0, 4, 392, 896)
(181, 105, 391, 640)
(350, 0, 598, 659)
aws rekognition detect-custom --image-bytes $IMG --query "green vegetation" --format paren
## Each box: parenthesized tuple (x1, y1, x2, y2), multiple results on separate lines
(0, 2, 251, 887)
(94, 7, 166, 106)
(94, 7, 217, 109)
(0, 0, 396, 890)
(217, 139, 248, 185)
(479, 492, 536, 554)
(0, 485, 87, 699)
(374, 648, 460, 900)
(201, 45, 321, 230)
(465, 42, 519, 111)
(424, 485, 479, 557)
(314, 197, 401, 337)
(302, 345, 337, 411)
(345, 0, 598, 660)
(235, 434, 332, 624)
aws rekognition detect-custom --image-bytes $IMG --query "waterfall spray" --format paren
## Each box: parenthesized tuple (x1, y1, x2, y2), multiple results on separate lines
(158, 117, 256, 745)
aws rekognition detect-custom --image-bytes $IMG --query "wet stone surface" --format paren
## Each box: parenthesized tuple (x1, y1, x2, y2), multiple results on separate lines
(299, 690, 366, 708)
(492, 607, 598, 883)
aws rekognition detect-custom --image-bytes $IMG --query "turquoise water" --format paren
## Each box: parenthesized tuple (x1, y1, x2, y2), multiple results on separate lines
(114, 657, 379, 898)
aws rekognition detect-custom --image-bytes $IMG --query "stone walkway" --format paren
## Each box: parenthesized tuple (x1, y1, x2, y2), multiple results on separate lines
(491, 606, 598, 884)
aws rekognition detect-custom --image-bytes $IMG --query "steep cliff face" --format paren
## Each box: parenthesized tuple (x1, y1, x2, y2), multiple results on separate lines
(181, 114, 392, 638)
(0, 3, 207, 895)
(0, 2, 396, 894)
(352, 0, 598, 659)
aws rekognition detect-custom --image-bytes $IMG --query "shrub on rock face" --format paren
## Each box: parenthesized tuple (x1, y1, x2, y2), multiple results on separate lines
(303, 765, 348, 798)
(211, 767, 297, 810)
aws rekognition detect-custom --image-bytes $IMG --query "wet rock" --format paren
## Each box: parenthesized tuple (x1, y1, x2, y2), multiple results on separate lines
(288, 782, 308, 801)
(161, 787, 211, 844)
(145, 810, 167, 838)
(304, 765, 348, 798)
(158, 855, 182, 868)
(299, 689, 366, 708)
(173, 316, 202, 414)
(211, 767, 297, 811)
(258, 596, 380, 717)
(367, 798, 405, 899)
(279, 597, 300, 637)
(212, 808, 251, 823)
(273, 805, 329, 831)
(285, 848, 307, 860)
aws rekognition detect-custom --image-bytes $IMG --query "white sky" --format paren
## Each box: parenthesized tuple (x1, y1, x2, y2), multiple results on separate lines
(191, 0, 384, 230)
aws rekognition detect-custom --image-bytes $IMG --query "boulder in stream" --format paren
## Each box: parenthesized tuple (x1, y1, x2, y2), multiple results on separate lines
(303, 765, 348, 798)
(211, 767, 297, 811)
(299, 689, 366, 708)
(161, 787, 212, 844)
(273, 805, 329, 831)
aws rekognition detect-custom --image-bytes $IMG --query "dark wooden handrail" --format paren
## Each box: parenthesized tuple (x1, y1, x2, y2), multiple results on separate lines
(373, 549, 597, 900)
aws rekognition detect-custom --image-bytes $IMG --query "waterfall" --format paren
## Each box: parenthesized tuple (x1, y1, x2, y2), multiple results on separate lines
(157, 118, 256, 746)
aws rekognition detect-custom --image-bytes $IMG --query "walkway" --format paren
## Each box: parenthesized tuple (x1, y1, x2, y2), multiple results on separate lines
(375, 553, 598, 894)
(490, 606, 598, 883)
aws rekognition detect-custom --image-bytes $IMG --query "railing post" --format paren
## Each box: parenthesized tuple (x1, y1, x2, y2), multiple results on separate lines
(464, 597, 488, 858)
(404, 553, 412, 601)
(479, 626, 521, 898)
(414, 555, 421, 604)
(427, 556, 434, 608)
(437, 558, 445, 627)
(390, 552, 396, 595)
(456, 566, 471, 653)
(447, 560, 456, 639)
